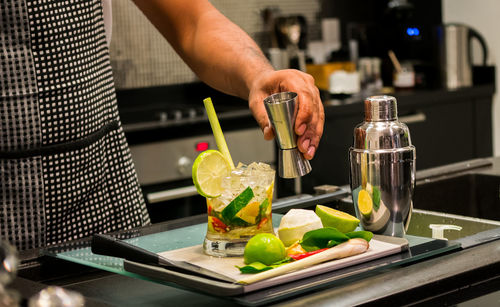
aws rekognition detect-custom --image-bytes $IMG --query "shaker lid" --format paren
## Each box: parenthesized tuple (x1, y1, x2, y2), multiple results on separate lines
(353, 95, 413, 150)
(364, 95, 397, 122)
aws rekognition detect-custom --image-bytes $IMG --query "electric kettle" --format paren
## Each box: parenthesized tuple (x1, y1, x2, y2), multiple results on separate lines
(438, 24, 488, 89)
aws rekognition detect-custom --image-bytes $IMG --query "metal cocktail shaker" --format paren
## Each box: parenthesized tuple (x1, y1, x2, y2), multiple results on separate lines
(349, 95, 416, 237)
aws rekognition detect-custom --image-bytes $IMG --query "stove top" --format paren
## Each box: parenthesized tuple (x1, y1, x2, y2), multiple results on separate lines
(116, 83, 250, 132)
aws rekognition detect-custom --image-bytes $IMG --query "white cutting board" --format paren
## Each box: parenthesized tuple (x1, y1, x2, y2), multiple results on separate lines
(160, 235, 407, 289)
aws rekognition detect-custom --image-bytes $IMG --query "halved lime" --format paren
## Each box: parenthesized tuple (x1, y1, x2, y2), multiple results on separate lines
(192, 150, 231, 198)
(315, 205, 360, 233)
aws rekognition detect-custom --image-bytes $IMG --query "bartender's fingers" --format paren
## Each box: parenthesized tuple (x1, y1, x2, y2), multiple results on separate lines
(248, 69, 325, 157)
(275, 70, 324, 160)
(295, 79, 324, 160)
(248, 90, 275, 140)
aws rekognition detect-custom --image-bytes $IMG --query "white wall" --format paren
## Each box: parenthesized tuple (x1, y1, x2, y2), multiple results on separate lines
(443, 0, 500, 155)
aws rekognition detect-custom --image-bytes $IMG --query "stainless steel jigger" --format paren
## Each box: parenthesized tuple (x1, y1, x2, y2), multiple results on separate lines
(264, 92, 312, 178)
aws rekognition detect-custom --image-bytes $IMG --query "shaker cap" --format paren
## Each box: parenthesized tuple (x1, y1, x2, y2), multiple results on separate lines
(364, 95, 397, 122)
(353, 95, 413, 150)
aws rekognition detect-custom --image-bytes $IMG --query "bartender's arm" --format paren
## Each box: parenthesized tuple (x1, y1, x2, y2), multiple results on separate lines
(132, 0, 324, 159)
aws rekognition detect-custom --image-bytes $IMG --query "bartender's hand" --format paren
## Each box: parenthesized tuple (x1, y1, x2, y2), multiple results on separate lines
(248, 69, 324, 160)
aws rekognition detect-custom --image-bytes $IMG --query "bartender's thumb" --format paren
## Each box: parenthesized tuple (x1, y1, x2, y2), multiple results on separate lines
(262, 124, 275, 140)
(250, 96, 275, 140)
(258, 112, 274, 140)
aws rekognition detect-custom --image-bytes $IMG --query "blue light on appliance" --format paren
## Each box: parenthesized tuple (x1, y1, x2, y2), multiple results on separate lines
(406, 27, 420, 36)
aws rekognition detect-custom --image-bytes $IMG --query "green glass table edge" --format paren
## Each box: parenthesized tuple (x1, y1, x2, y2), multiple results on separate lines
(45, 214, 442, 279)
(45, 220, 212, 276)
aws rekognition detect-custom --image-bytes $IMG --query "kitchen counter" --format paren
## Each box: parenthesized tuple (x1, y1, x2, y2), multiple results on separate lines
(9, 156, 500, 306)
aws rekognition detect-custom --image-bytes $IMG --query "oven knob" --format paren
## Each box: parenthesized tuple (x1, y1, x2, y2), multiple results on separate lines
(173, 110, 182, 120)
(188, 108, 197, 119)
(177, 156, 193, 176)
(158, 111, 168, 123)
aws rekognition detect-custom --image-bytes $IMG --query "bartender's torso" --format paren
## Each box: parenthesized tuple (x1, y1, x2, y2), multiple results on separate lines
(0, 0, 150, 251)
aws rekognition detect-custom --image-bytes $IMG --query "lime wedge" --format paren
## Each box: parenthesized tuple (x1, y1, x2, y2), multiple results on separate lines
(192, 150, 231, 198)
(221, 187, 254, 222)
(315, 205, 360, 233)
(236, 201, 260, 224)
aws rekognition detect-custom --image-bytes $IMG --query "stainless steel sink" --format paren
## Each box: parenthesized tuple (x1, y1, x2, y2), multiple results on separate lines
(409, 171, 500, 242)
(414, 173, 500, 220)
(406, 209, 500, 240)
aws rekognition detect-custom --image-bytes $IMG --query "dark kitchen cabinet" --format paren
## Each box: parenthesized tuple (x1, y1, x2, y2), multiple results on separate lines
(278, 84, 495, 197)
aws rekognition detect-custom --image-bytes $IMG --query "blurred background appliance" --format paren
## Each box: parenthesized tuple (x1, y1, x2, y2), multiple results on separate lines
(437, 24, 488, 89)
(275, 15, 308, 71)
(322, 0, 442, 88)
(265, 12, 308, 71)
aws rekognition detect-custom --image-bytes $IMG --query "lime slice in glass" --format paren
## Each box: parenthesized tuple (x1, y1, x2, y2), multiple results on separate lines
(221, 186, 254, 222)
(192, 150, 231, 198)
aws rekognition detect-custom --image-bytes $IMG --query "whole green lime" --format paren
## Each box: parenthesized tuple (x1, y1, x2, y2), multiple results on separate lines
(244, 233, 286, 265)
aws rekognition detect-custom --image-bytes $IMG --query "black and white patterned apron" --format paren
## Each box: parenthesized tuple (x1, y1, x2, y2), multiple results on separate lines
(0, 0, 150, 251)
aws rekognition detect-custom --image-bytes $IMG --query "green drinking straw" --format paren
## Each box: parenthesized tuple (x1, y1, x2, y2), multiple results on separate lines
(203, 97, 235, 169)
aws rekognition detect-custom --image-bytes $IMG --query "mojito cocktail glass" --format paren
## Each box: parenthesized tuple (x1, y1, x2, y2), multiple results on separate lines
(203, 162, 275, 257)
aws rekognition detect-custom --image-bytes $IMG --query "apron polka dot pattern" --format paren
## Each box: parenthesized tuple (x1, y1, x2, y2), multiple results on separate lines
(1, 0, 150, 250)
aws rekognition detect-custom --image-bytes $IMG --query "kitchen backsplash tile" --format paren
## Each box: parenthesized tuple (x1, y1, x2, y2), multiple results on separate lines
(109, 0, 320, 89)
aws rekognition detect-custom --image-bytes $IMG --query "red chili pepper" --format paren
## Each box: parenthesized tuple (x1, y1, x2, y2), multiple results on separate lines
(289, 248, 329, 260)
(257, 217, 268, 229)
(210, 217, 228, 233)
